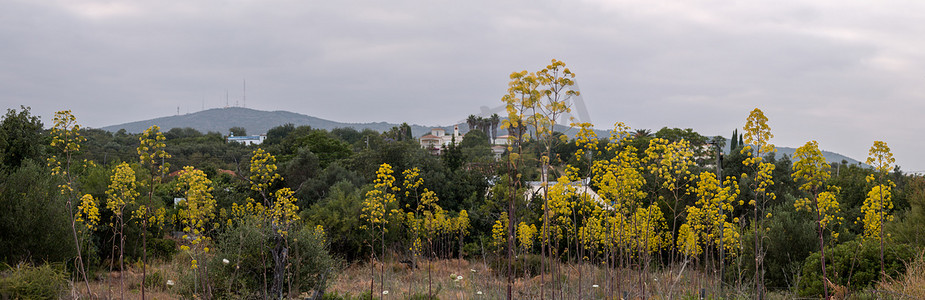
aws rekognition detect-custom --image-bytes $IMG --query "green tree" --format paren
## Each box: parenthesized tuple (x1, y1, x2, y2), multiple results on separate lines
(301, 180, 367, 259)
(730, 129, 738, 152)
(459, 129, 492, 161)
(264, 123, 295, 146)
(0, 106, 44, 169)
(0, 160, 75, 265)
(228, 126, 247, 136)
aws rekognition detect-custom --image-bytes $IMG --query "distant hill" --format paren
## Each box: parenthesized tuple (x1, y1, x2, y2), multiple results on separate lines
(101, 107, 437, 136)
(774, 146, 866, 167)
(100, 107, 603, 139)
(722, 144, 865, 166)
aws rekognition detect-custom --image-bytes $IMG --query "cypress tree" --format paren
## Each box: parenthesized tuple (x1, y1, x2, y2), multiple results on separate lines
(730, 129, 738, 151)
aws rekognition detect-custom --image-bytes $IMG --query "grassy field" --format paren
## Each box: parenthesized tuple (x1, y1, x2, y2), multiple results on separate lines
(58, 252, 925, 299)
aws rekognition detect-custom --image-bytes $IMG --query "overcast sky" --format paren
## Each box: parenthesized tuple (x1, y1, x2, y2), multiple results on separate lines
(3, 0, 925, 172)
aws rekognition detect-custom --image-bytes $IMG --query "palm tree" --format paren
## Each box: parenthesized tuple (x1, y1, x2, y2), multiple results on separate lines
(634, 129, 652, 138)
(479, 117, 491, 137)
(466, 115, 478, 132)
(490, 114, 500, 141)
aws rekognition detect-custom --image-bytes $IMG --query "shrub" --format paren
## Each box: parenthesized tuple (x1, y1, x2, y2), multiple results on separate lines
(798, 239, 913, 297)
(149, 238, 177, 259)
(207, 218, 338, 298)
(144, 269, 165, 289)
(0, 161, 74, 265)
(0, 263, 67, 299)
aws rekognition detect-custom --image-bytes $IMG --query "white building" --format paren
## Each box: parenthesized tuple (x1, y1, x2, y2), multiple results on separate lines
(493, 135, 511, 145)
(419, 125, 463, 154)
(227, 134, 266, 145)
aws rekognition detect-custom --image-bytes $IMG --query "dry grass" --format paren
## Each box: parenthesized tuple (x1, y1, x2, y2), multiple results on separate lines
(877, 250, 925, 299)
(328, 257, 732, 300)
(68, 259, 183, 300)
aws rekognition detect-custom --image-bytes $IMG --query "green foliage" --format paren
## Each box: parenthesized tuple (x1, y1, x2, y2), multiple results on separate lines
(0, 263, 67, 299)
(148, 238, 177, 259)
(290, 225, 339, 293)
(459, 129, 492, 162)
(0, 160, 75, 265)
(383, 123, 414, 142)
(760, 198, 818, 289)
(209, 218, 270, 298)
(654, 127, 707, 146)
(302, 181, 368, 260)
(144, 269, 165, 289)
(0, 106, 45, 169)
(797, 239, 913, 297)
(229, 126, 247, 136)
(264, 123, 295, 146)
(730, 129, 738, 152)
(888, 176, 925, 248)
(210, 218, 337, 298)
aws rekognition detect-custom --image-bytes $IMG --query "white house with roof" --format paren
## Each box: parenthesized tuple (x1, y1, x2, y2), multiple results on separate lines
(419, 125, 463, 154)
(227, 134, 266, 145)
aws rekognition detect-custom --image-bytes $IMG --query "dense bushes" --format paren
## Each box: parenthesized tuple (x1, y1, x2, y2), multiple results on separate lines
(798, 239, 913, 297)
(202, 219, 338, 298)
(0, 160, 75, 265)
(0, 263, 67, 299)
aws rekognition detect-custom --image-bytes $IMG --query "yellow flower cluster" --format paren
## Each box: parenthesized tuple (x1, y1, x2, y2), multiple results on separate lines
(361, 164, 397, 229)
(175, 166, 216, 243)
(686, 171, 741, 256)
(632, 204, 670, 254)
(792, 140, 842, 232)
(645, 138, 695, 191)
(741, 108, 776, 159)
(270, 188, 300, 236)
(76, 194, 99, 232)
(48, 111, 86, 194)
(106, 162, 138, 216)
(517, 221, 537, 252)
(859, 183, 894, 242)
(137, 125, 171, 177)
(491, 212, 509, 249)
(249, 148, 282, 194)
(677, 223, 701, 257)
